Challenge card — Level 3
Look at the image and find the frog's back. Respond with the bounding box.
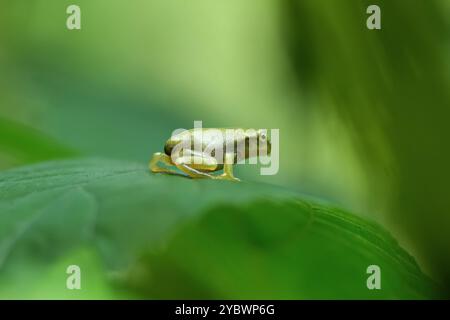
[163,128,248,158]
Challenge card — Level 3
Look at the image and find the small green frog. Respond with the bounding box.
[149,128,271,181]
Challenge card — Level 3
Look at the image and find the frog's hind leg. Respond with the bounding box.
[176,153,240,181]
[173,155,217,179]
[176,164,216,179]
[149,152,185,176]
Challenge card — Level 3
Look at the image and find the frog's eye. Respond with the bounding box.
[260,133,266,141]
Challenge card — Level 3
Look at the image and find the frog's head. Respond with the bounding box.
[257,129,271,156]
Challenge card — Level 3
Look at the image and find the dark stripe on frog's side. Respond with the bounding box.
[164,140,176,156]
[164,139,197,156]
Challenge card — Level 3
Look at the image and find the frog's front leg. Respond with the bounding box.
[215,153,240,182]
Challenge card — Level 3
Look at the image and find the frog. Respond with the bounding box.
[149,128,271,181]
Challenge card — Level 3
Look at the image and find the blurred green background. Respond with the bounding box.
[0,0,449,297]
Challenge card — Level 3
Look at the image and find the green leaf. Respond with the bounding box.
[0,158,439,299]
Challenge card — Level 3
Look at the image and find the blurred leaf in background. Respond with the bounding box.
[0,117,76,170]
[282,0,450,292]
